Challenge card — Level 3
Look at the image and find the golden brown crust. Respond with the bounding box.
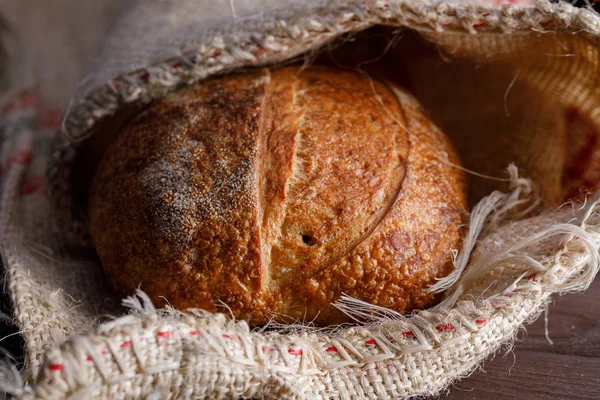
[89,66,467,325]
[89,70,271,319]
[284,87,467,322]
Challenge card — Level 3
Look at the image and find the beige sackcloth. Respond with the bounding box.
[1,0,600,398]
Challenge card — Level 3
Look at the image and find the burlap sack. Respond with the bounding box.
[2,0,600,398]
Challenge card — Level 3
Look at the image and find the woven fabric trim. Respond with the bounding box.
[24,293,545,399]
[58,0,600,141]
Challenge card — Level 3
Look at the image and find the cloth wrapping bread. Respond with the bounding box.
[0,0,600,399]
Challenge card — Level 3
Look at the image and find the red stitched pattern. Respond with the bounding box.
[40,109,62,130]
[49,364,64,372]
[5,90,39,111]
[20,176,45,195]
[222,334,236,340]
[491,0,522,5]
[51,316,492,374]
[8,151,32,165]
[435,324,454,332]
[325,346,338,353]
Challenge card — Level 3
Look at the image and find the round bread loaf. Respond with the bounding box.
[88,66,467,324]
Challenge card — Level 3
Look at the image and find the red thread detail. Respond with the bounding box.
[157,331,173,338]
[101,349,108,355]
[222,334,236,340]
[9,151,32,165]
[213,50,222,57]
[113,82,121,90]
[190,330,200,336]
[262,346,273,352]
[49,364,64,372]
[402,331,414,337]
[20,176,44,195]
[475,319,487,325]
[365,339,377,346]
[436,324,454,332]
[288,349,302,356]
[120,341,132,348]
[86,355,92,361]
[473,22,487,29]
[540,20,552,26]
[527,273,536,280]
[325,346,338,353]
[140,72,150,81]
[171,61,182,68]
[20,90,39,108]
[40,109,62,130]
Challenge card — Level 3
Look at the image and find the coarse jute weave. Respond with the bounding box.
[2,0,600,398]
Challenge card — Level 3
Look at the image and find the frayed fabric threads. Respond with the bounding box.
[428,164,534,296]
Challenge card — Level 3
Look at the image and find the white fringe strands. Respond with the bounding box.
[427,164,536,296]
[3,166,600,399]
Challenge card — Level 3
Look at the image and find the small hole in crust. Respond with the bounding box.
[301,234,318,246]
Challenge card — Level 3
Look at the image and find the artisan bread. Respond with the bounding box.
[88,66,467,324]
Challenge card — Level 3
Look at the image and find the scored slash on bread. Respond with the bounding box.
[88,66,467,325]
